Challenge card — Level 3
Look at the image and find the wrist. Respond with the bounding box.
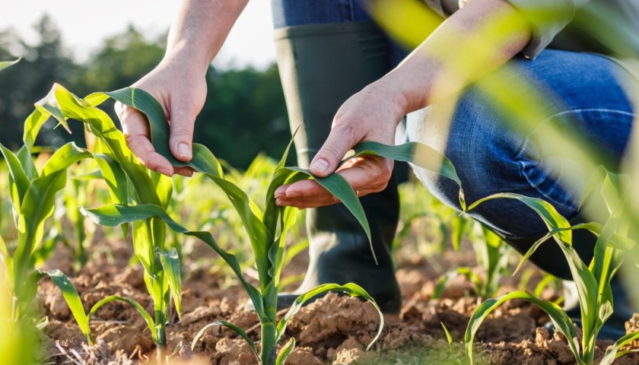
[160,44,210,78]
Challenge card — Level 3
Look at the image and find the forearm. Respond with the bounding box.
[382,0,531,113]
[163,0,248,74]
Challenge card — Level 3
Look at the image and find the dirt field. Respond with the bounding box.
[38,233,639,365]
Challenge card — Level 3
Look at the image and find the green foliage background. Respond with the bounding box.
[0,15,291,168]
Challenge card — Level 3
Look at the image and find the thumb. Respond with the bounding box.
[169,106,195,162]
[310,126,356,177]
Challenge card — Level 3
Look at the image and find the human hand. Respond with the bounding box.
[274,80,407,208]
[116,58,207,176]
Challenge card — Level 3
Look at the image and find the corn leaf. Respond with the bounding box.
[600,331,639,365]
[513,223,601,275]
[22,109,50,149]
[352,141,465,209]
[276,337,296,365]
[465,290,580,365]
[353,141,461,186]
[285,166,374,264]
[468,193,598,352]
[104,87,223,177]
[16,146,37,180]
[0,59,19,72]
[88,295,156,343]
[159,248,182,317]
[36,84,161,206]
[80,204,266,320]
[0,144,29,210]
[276,283,384,351]
[40,269,92,342]
[191,320,258,359]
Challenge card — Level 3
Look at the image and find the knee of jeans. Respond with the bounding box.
[408,88,525,211]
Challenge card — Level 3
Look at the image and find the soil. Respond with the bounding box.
[37,231,639,365]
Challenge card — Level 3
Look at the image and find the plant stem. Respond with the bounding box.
[260,321,277,365]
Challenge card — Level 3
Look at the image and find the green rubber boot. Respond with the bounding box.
[273,21,402,313]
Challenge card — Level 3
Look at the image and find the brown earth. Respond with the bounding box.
[38,235,639,365]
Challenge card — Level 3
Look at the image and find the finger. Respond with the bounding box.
[174,166,195,177]
[281,156,391,201]
[333,156,392,193]
[309,124,357,177]
[125,135,175,176]
[118,104,174,175]
[276,195,339,209]
[168,100,195,162]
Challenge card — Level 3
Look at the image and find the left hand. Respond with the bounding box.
[275,80,407,208]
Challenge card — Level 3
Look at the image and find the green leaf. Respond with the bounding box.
[353,141,462,186]
[22,109,50,149]
[600,330,639,365]
[276,283,384,351]
[16,146,37,180]
[352,141,466,209]
[105,87,224,177]
[468,193,572,242]
[191,320,259,360]
[159,248,183,317]
[81,204,266,320]
[468,193,598,354]
[276,337,296,365]
[285,167,375,264]
[0,58,19,72]
[41,143,92,176]
[464,291,580,365]
[42,269,92,342]
[88,295,156,343]
[441,322,453,345]
[0,144,30,209]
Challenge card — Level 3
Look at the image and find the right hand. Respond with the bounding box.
[116,58,207,176]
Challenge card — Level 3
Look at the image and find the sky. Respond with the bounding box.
[1,0,277,69]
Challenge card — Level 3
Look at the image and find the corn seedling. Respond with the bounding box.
[23,84,183,354]
[464,174,639,365]
[26,86,465,364]
[433,223,510,300]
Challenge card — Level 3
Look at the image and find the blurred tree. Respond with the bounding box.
[0,15,291,168]
[68,26,165,95]
[199,65,291,168]
[0,14,78,148]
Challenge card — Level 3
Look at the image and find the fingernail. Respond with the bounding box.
[311,158,329,174]
[178,142,191,159]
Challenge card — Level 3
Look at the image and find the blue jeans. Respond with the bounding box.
[272,0,636,278]
[408,50,635,277]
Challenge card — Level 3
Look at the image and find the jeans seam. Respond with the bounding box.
[513,108,635,212]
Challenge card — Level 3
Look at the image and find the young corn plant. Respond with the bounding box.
[23,84,183,353]
[35,85,465,364]
[433,222,511,300]
[464,173,639,365]
[0,141,93,319]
